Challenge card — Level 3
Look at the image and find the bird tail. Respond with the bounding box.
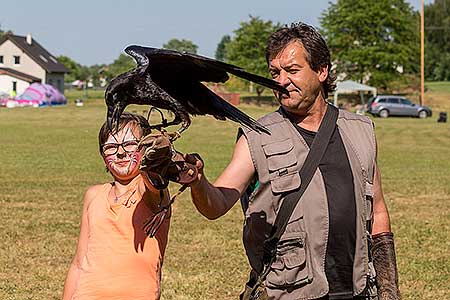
[207,89,270,134]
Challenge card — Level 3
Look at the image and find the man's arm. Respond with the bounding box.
[372,162,391,234]
[188,135,256,220]
[371,149,401,300]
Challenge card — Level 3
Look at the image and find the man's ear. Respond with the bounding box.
[318,65,329,83]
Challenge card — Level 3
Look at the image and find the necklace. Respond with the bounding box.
[113,188,129,203]
[111,182,135,203]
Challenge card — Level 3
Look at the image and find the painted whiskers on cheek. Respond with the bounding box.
[105,151,140,175]
[126,151,142,174]
[106,157,116,170]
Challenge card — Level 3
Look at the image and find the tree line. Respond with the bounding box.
[2,0,448,92]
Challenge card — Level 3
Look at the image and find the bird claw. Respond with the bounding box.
[167,131,181,142]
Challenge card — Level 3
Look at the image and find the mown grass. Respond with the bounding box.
[0,87,449,299]
[426,81,450,94]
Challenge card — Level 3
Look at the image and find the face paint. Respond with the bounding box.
[103,123,143,181]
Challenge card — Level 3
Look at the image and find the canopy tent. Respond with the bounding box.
[333,80,377,106]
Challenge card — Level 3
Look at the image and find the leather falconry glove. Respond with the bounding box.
[372,232,401,300]
[138,130,198,190]
[138,130,198,238]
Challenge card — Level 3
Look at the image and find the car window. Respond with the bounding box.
[377,98,386,103]
[401,99,412,105]
[387,98,400,104]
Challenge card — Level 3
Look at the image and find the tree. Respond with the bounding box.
[0,25,12,37]
[163,38,198,54]
[88,64,108,87]
[215,35,231,61]
[225,16,280,96]
[424,0,450,81]
[57,55,82,83]
[105,53,136,80]
[321,0,420,91]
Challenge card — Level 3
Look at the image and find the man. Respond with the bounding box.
[187,23,400,300]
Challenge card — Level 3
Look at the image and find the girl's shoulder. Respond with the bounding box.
[83,183,110,209]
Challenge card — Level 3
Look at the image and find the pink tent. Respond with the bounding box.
[14,83,67,107]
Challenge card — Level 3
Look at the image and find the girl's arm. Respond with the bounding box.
[62,185,98,300]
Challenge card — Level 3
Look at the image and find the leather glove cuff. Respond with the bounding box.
[139,131,198,190]
[372,232,401,300]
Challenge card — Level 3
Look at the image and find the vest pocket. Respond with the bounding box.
[271,173,301,194]
[266,231,313,289]
[262,139,300,194]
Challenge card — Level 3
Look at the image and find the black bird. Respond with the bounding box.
[105,45,288,138]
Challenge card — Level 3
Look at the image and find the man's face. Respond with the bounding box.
[102,123,143,182]
[269,41,328,116]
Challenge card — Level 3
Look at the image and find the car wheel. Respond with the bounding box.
[379,109,389,118]
[418,110,428,119]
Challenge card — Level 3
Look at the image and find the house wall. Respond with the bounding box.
[0,40,46,80]
[0,74,30,95]
[46,72,65,93]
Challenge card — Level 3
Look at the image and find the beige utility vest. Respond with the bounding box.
[241,107,376,300]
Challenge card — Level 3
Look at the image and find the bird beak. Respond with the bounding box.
[107,105,114,131]
[107,102,124,132]
[281,86,289,96]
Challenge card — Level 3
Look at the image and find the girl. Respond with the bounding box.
[63,113,170,300]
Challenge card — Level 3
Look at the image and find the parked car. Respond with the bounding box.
[367,95,432,118]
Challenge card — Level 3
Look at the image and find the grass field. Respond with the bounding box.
[0,86,449,299]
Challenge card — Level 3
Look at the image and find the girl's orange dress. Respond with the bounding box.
[72,182,170,300]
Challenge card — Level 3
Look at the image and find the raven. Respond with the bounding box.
[105,45,288,138]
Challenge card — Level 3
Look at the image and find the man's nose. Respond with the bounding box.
[277,70,290,87]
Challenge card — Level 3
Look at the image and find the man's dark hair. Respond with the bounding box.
[265,22,336,98]
[98,112,151,155]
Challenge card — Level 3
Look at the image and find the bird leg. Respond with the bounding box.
[146,107,182,131]
[157,117,189,142]
[145,107,191,142]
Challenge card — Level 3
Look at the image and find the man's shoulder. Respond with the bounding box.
[338,109,373,126]
[256,109,284,125]
[245,109,283,133]
[241,109,283,136]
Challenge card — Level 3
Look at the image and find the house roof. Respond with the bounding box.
[0,34,70,73]
[0,67,42,83]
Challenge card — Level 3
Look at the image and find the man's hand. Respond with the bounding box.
[183,153,205,186]
[138,131,198,189]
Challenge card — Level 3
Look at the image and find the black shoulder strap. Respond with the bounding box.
[262,104,339,266]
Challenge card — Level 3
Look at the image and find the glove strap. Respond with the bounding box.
[142,184,189,237]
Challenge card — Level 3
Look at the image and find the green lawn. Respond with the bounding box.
[426,81,450,94]
[0,97,449,299]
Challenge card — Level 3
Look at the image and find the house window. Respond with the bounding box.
[14,56,20,65]
[12,81,17,92]
[0,56,3,64]
[39,54,48,63]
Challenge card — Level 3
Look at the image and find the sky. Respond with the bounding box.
[1,0,433,66]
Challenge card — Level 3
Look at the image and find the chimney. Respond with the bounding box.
[26,33,32,45]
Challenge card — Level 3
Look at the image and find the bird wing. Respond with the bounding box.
[123,45,286,133]
[125,45,288,94]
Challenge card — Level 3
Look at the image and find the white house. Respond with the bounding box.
[0,33,69,95]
